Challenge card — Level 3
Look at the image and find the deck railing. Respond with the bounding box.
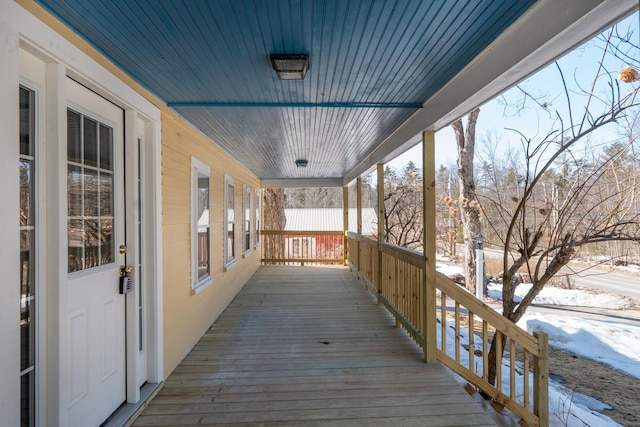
[260,230,344,265]
[346,232,549,427]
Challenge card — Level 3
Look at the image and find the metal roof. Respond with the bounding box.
[284,208,377,235]
[36,0,636,185]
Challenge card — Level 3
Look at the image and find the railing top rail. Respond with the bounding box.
[347,233,425,267]
[346,231,375,240]
[262,230,344,236]
[379,242,424,267]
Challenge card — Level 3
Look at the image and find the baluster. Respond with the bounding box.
[469,312,475,374]
[496,331,503,394]
[482,321,488,380]
[455,302,460,363]
[524,349,530,410]
[510,339,516,399]
[440,292,446,352]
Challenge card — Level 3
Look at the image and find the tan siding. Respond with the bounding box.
[161,109,261,377]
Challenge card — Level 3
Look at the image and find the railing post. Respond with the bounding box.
[534,332,549,427]
[423,131,437,363]
[343,186,349,266]
[376,163,384,297]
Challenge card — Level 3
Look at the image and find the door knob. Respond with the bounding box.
[119,265,133,276]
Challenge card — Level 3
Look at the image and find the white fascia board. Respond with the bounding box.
[344,0,637,185]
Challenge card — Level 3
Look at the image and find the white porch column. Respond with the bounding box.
[0,21,21,427]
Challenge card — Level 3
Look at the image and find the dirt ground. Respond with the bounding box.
[547,346,640,427]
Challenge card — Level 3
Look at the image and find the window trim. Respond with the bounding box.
[223,174,236,269]
[254,189,260,249]
[242,184,251,256]
[191,157,212,293]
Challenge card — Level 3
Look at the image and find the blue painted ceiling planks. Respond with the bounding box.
[37,0,538,180]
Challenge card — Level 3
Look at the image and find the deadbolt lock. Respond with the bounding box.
[119,245,127,254]
[119,265,133,276]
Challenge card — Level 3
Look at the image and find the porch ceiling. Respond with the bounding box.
[36,0,636,185]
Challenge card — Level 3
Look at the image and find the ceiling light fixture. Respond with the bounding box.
[270,54,309,80]
[295,159,308,168]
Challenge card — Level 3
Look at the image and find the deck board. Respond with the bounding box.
[133,266,497,426]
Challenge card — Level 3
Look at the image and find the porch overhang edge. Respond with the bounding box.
[343,0,637,185]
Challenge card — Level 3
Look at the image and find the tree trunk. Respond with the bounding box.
[452,108,481,293]
[262,188,286,262]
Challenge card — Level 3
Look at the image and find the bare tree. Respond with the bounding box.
[436,164,460,258]
[262,188,286,261]
[284,187,342,208]
[452,108,482,292]
[481,27,640,385]
[383,162,424,249]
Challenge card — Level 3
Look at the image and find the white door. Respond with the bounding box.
[66,78,126,425]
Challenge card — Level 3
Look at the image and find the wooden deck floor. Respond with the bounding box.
[133,266,497,426]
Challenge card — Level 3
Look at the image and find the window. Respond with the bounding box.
[254,189,260,248]
[243,185,251,255]
[67,109,115,272]
[191,157,211,292]
[19,85,37,427]
[224,175,235,268]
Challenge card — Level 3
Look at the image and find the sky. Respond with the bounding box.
[436,262,639,427]
[387,11,639,173]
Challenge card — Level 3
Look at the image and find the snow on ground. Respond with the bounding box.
[487,282,636,309]
[522,312,640,380]
[435,262,639,426]
[436,262,465,277]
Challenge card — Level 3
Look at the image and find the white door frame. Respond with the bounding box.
[1,3,164,425]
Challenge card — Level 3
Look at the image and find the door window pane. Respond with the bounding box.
[83,116,98,168]
[19,88,33,157]
[67,165,83,217]
[83,169,99,216]
[100,124,113,171]
[67,109,115,272]
[100,218,114,265]
[19,85,36,427]
[100,173,114,216]
[67,109,82,163]
[19,160,33,227]
[68,219,84,273]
